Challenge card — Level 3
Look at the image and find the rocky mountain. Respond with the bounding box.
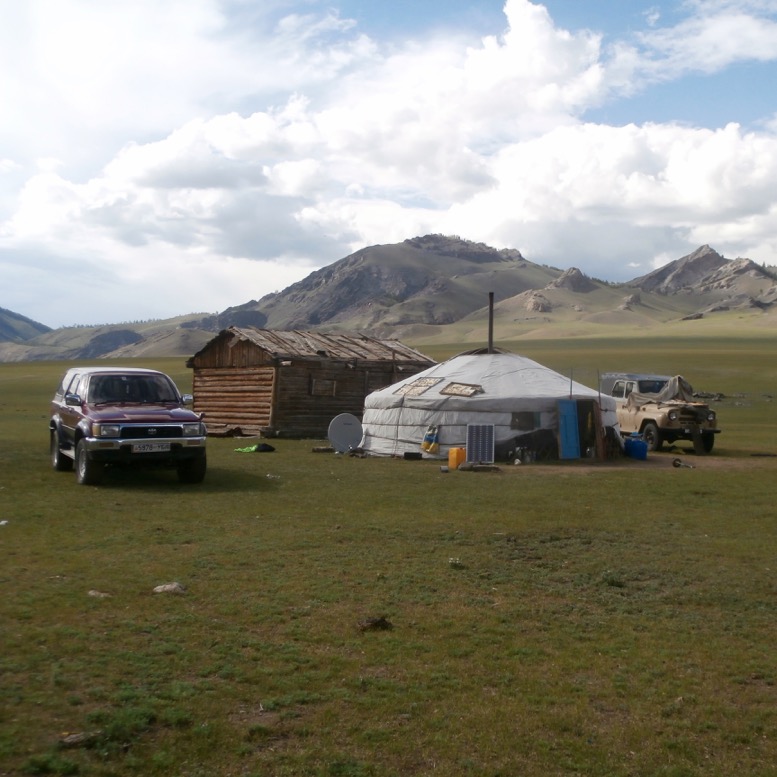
[630,245,729,293]
[630,244,777,304]
[2,236,776,361]
[199,235,552,334]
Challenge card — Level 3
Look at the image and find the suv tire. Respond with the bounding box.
[177,454,207,484]
[50,429,73,472]
[76,439,104,485]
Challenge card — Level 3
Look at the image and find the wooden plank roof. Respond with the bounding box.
[199,327,435,363]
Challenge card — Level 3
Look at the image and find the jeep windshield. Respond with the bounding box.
[88,374,178,404]
[636,379,668,394]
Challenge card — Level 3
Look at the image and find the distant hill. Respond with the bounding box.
[0,306,52,342]
[0,315,217,362]
[2,236,776,361]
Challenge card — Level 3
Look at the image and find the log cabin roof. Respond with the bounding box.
[190,327,435,364]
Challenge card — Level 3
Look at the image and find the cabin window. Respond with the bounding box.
[440,382,483,397]
[394,377,443,396]
[311,378,336,396]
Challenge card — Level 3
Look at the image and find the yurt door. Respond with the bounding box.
[557,399,581,459]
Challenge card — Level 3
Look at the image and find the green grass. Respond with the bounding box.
[2,342,777,776]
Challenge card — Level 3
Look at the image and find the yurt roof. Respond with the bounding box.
[366,349,605,409]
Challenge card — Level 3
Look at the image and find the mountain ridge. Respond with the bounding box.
[3,237,776,361]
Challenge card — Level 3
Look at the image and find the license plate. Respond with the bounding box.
[132,442,171,453]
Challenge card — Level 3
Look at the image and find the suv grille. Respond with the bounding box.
[120,424,184,439]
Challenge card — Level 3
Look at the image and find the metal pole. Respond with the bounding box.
[488,292,494,353]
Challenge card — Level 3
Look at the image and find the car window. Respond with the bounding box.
[56,372,72,397]
[89,374,178,403]
[612,380,626,398]
[69,375,86,397]
[140,375,178,402]
[89,376,118,403]
[638,380,667,393]
[625,382,636,397]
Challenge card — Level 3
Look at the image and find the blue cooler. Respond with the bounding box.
[624,434,648,460]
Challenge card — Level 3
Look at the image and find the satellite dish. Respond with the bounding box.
[327,413,364,453]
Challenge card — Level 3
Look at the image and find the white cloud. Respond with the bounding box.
[2,0,777,326]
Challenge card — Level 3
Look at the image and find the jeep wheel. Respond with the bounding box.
[177,454,206,484]
[50,429,73,472]
[701,431,715,453]
[642,422,662,452]
[76,439,103,485]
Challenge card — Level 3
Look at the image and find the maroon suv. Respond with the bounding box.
[50,366,207,485]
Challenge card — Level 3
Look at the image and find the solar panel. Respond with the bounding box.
[466,424,495,463]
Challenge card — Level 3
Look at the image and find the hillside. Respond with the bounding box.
[0,307,52,342]
[0,316,217,363]
[2,237,776,361]
[207,235,555,334]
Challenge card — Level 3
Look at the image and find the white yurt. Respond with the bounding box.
[359,348,619,461]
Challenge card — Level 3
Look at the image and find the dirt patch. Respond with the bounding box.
[489,450,777,475]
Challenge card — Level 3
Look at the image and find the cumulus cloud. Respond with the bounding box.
[2,0,777,326]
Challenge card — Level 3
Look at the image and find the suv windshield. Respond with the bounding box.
[88,374,178,404]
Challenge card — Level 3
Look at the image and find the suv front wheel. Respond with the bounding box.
[76,439,104,485]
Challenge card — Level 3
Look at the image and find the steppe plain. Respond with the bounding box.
[1,328,777,776]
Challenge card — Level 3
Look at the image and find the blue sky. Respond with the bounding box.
[2,0,777,327]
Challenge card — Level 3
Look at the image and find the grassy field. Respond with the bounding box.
[2,338,777,777]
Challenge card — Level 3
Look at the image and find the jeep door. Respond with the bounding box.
[612,380,639,433]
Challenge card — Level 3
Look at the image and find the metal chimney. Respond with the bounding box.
[488,291,494,353]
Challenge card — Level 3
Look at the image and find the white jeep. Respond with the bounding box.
[600,373,720,454]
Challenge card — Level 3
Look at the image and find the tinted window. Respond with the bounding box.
[88,374,178,403]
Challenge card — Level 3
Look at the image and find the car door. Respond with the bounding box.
[59,372,85,446]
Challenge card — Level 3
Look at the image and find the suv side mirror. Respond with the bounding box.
[65,393,82,406]
[181,394,194,406]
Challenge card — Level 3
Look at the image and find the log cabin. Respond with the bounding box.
[186,327,435,438]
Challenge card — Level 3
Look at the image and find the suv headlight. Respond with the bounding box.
[93,423,120,437]
[707,411,716,422]
[668,410,679,422]
[182,423,202,437]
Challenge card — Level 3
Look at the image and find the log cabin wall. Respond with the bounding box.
[192,366,275,435]
[187,327,435,437]
[271,360,408,438]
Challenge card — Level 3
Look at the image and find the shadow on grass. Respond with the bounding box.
[85,465,280,493]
